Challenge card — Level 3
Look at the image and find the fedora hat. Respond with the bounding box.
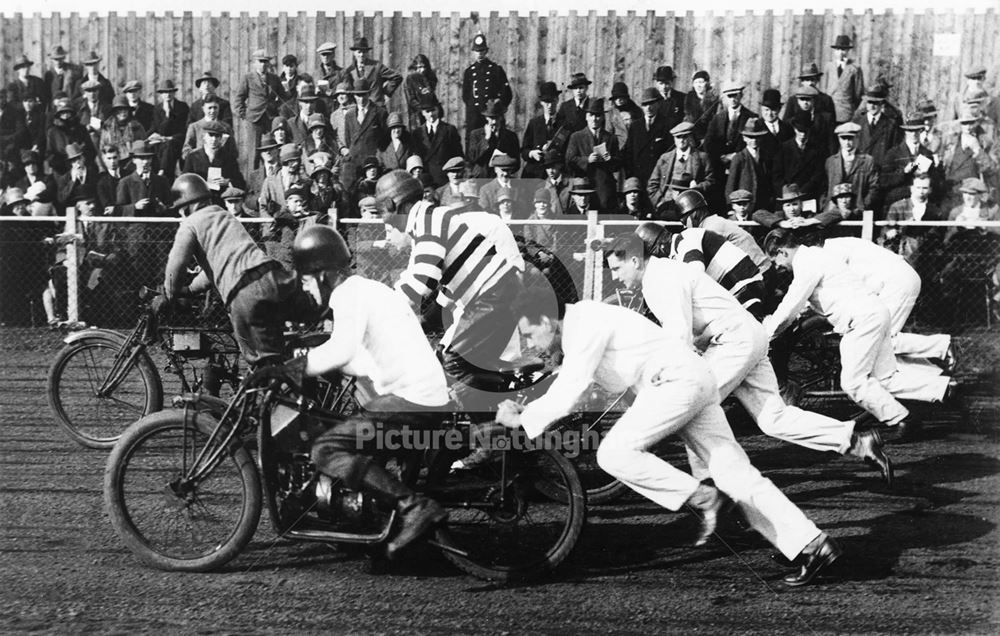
[386,112,405,129]
[129,140,155,157]
[442,157,465,172]
[251,48,271,61]
[900,113,924,130]
[585,98,607,115]
[569,177,595,194]
[297,85,318,102]
[316,42,337,55]
[831,183,854,198]
[798,62,823,79]
[13,54,33,70]
[831,34,854,49]
[775,184,804,202]
[865,87,887,102]
[740,118,768,137]
[49,45,69,60]
[307,113,327,130]
[471,32,488,52]
[481,99,507,118]
[350,79,373,95]
[350,36,372,51]
[195,71,220,88]
[760,88,783,110]
[654,66,675,82]
[65,143,86,161]
[639,87,662,105]
[81,51,102,65]
[257,132,280,152]
[111,95,131,111]
[542,150,563,168]
[279,143,300,164]
[567,73,592,89]
[539,81,561,102]
[156,79,179,93]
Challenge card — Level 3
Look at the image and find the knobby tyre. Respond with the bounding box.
[104,409,262,572]
[47,334,163,449]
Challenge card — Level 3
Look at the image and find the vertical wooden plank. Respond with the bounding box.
[759,10,775,94]
[525,10,540,112]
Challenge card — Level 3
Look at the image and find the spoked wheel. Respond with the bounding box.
[428,425,585,582]
[48,334,163,449]
[104,410,261,572]
[536,411,628,505]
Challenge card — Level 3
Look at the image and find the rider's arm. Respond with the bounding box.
[642,259,695,345]
[163,223,196,300]
[395,229,445,308]
[520,311,611,439]
[763,249,822,339]
[303,290,363,377]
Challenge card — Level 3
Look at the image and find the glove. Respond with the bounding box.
[245,355,309,391]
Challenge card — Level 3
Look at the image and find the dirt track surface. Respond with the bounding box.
[2,327,999,635]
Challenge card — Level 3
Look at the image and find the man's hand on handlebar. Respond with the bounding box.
[496,399,525,429]
[245,356,309,392]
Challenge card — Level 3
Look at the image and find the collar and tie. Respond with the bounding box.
[677,151,688,163]
[427,123,436,136]
[870,115,878,128]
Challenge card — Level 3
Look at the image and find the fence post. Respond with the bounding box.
[861,209,875,242]
[64,207,80,324]
[583,210,602,301]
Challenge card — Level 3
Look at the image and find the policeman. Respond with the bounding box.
[461,32,513,148]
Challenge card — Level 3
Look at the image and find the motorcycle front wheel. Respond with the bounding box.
[104,410,262,572]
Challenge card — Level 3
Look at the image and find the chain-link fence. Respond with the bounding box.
[2,213,998,378]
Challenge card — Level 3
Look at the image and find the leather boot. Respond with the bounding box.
[783,533,842,587]
[848,429,893,487]
[385,495,448,559]
[686,482,724,547]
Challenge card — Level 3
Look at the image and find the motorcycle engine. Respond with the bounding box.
[314,475,378,524]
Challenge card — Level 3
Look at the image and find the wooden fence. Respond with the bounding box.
[1,10,997,172]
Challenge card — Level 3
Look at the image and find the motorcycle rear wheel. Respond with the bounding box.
[104,410,261,572]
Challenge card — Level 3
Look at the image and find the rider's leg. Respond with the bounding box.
[878,269,951,359]
[839,307,909,426]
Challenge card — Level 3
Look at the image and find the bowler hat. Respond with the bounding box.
[721,81,744,95]
[459,180,480,199]
[740,118,768,137]
[350,37,372,51]
[279,143,300,163]
[964,67,987,80]
[297,85,318,102]
[831,34,853,49]
[795,85,819,99]
[122,80,142,93]
[760,88,783,109]
[775,184,804,202]
[49,45,69,60]
[567,73,592,89]
[65,143,87,161]
[12,55,33,71]
[655,66,675,82]
[472,33,489,52]
[317,42,337,55]
[900,113,924,130]
[639,87,662,105]
[350,79,373,95]
[481,100,506,118]
[728,189,752,203]
[960,177,988,194]
[386,112,405,129]
[195,71,220,88]
[569,177,595,194]
[221,186,245,201]
[251,49,271,61]
[831,183,854,198]
[669,121,695,137]
[156,79,179,93]
[111,95,131,111]
[490,153,518,169]
[623,177,642,194]
[282,54,298,67]
[799,62,823,79]
[540,81,561,102]
[834,121,862,137]
[610,82,630,100]
[202,120,227,135]
[443,157,465,172]
[82,51,102,65]
[257,133,280,152]
[307,113,327,130]
[406,155,424,172]
[584,98,606,116]
[417,93,441,111]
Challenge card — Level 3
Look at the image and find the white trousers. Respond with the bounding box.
[595,349,822,561]
[876,266,951,360]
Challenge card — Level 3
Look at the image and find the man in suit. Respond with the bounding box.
[46,99,96,176]
[116,140,173,286]
[342,37,402,107]
[703,81,759,176]
[881,113,944,208]
[244,132,281,213]
[727,118,775,212]
[685,70,721,144]
[772,113,828,206]
[7,55,49,110]
[279,54,302,99]
[606,82,640,150]
[235,50,288,164]
[653,66,685,132]
[565,99,622,213]
[782,62,836,122]
[95,145,130,213]
[940,105,998,205]
[556,73,592,135]
[823,35,866,124]
[541,150,571,215]
[76,80,112,156]
[883,174,945,264]
[76,52,114,106]
[0,89,27,184]
[19,89,47,157]
[461,33,513,147]
[188,72,233,126]
[521,81,562,180]
[54,143,98,209]
[148,80,190,178]
[786,85,836,156]
[182,120,247,192]
[338,79,387,189]
[479,153,527,216]
[316,42,343,87]
[852,86,900,171]
[758,89,794,165]
[412,94,463,187]
[466,99,520,179]
[646,121,715,216]
[627,88,674,185]
[44,46,81,110]
[825,122,879,212]
[286,84,322,146]
[121,80,155,132]
[435,157,466,206]
[182,95,236,161]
